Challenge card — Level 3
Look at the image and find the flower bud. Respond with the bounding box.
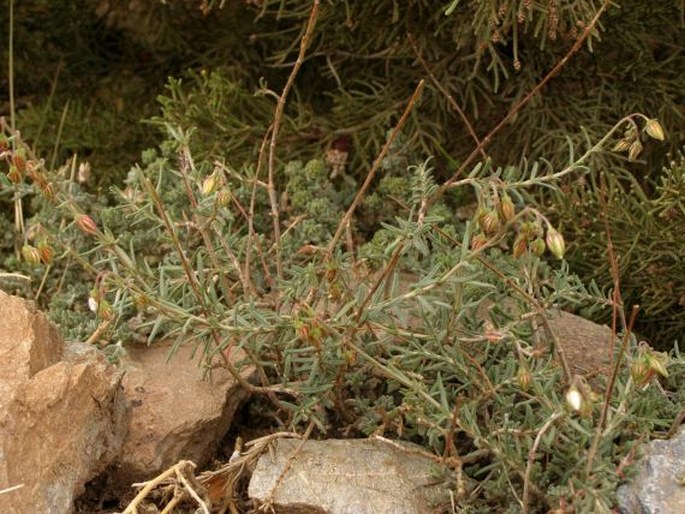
[630,359,652,387]
[201,174,217,196]
[499,195,516,222]
[88,289,100,313]
[471,232,488,251]
[97,299,114,320]
[479,210,501,235]
[612,139,631,153]
[628,140,643,162]
[215,188,232,207]
[565,386,583,412]
[41,183,55,201]
[132,293,149,311]
[21,245,42,266]
[512,233,527,258]
[644,119,665,141]
[76,214,99,236]
[517,365,532,390]
[646,351,669,378]
[201,170,222,196]
[7,165,22,184]
[545,227,565,259]
[12,149,27,172]
[37,241,54,265]
[530,238,546,256]
[483,321,504,342]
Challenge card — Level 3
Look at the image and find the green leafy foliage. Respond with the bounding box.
[1,1,684,512]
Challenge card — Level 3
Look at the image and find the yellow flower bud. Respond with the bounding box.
[545,228,565,259]
[628,140,643,162]
[216,189,232,207]
[612,139,631,153]
[517,365,532,390]
[630,359,652,387]
[479,210,501,235]
[644,119,665,141]
[646,351,669,378]
[201,174,217,196]
[21,245,42,266]
[499,195,516,222]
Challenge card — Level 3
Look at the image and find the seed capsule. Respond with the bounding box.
[12,149,27,172]
[530,238,546,256]
[471,232,488,251]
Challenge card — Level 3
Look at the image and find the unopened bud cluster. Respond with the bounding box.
[630,344,669,387]
[468,189,565,260]
[20,239,54,267]
[612,117,665,162]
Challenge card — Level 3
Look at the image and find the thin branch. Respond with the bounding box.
[434,0,613,199]
[584,176,640,478]
[326,79,425,256]
[409,34,486,159]
[522,412,562,514]
[267,0,320,280]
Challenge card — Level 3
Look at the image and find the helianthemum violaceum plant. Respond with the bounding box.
[3,103,684,511]
[2,2,684,512]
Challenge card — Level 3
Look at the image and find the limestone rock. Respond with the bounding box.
[0,291,128,514]
[616,426,685,514]
[112,342,252,483]
[248,438,451,514]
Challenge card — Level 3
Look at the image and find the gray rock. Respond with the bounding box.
[248,438,451,514]
[616,426,685,514]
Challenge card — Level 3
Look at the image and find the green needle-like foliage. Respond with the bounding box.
[2,1,685,511]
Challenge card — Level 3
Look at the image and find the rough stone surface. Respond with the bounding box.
[543,309,614,379]
[371,272,615,382]
[0,290,63,399]
[248,438,451,514]
[0,291,128,514]
[616,426,685,514]
[112,342,252,484]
